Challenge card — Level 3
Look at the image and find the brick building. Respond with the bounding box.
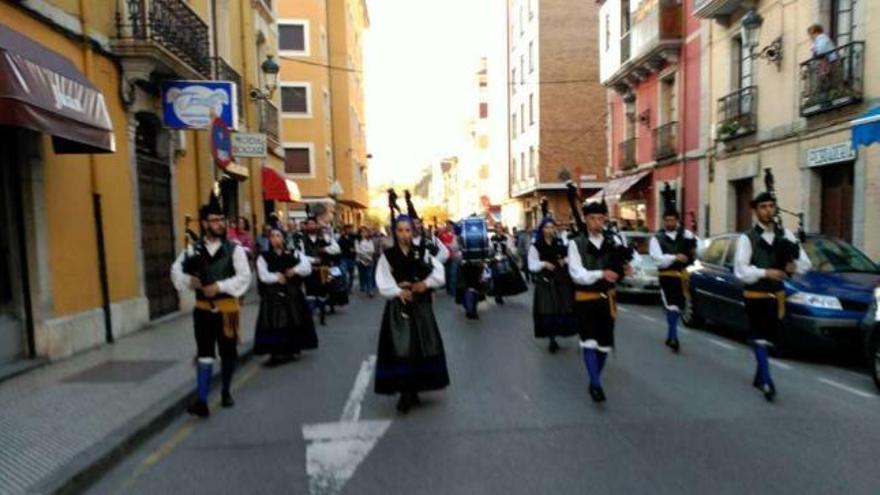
[505,0,608,229]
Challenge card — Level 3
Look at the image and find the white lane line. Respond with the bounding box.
[340,355,377,423]
[769,359,793,370]
[638,314,660,323]
[817,377,876,399]
[617,306,631,313]
[707,338,736,351]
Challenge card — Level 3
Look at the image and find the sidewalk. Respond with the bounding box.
[0,301,258,494]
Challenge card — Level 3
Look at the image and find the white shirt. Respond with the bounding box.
[734,223,812,284]
[527,238,566,273]
[170,239,252,297]
[305,234,341,264]
[649,228,696,269]
[812,33,837,58]
[256,249,312,284]
[567,232,615,286]
[375,249,446,299]
[414,235,450,264]
[355,238,376,265]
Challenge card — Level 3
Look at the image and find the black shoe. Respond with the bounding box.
[221,393,235,408]
[762,383,776,402]
[665,339,680,353]
[410,392,422,406]
[187,400,210,418]
[396,393,413,414]
[548,339,560,354]
[495,296,505,305]
[264,356,284,368]
[589,385,607,403]
[752,372,761,390]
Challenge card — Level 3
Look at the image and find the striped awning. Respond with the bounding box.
[587,170,650,202]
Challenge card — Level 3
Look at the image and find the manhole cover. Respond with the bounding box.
[62,360,176,383]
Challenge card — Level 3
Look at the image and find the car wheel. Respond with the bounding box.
[682,293,703,328]
[870,335,880,392]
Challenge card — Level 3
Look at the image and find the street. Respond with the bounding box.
[89,289,880,495]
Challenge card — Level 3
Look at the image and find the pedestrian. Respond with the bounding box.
[733,181,811,401]
[236,217,256,261]
[338,224,358,294]
[355,226,377,297]
[171,191,252,417]
[440,220,461,297]
[488,222,527,305]
[256,224,272,255]
[374,213,449,413]
[301,217,341,325]
[649,184,697,353]
[253,228,317,367]
[529,201,577,353]
[567,191,631,403]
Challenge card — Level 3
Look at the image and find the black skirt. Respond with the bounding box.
[375,296,450,395]
[659,274,686,310]
[254,282,318,355]
[574,297,616,348]
[745,297,782,343]
[533,269,578,338]
[488,256,528,297]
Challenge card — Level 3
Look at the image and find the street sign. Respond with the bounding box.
[161,80,238,129]
[232,133,268,158]
[806,142,856,168]
[210,117,233,169]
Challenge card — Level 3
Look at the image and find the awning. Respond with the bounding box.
[0,24,114,154]
[851,106,880,149]
[261,166,298,202]
[587,170,650,202]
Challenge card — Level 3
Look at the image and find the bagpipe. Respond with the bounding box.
[405,190,441,259]
[762,169,804,271]
[565,181,634,279]
[388,189,434,283]
[660,182,698,266]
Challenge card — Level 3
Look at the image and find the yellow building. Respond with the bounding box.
[278,0,370,226]
[699,0,880,257]
[0,0,283,366]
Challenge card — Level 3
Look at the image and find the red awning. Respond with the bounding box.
[0,24,114,154]
[262,166,299,202]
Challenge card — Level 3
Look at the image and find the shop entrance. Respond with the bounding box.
[0,128,27,365]
[819,162,854,242]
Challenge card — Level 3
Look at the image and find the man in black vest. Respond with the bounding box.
[301,216,341,325]
[171,192,252,417]
[734,191,811,401]
[649,185,697,352]
[568,200,630,403]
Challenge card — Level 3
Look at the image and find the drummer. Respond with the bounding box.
[456,215,491,319]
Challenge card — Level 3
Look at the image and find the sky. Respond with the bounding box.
[363,0,507,187]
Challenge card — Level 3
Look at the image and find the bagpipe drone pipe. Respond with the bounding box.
[565,181,634,280]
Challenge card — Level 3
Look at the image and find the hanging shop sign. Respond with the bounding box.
[232,133,268,158]
[161,80,238,130]
[806,142,856,168]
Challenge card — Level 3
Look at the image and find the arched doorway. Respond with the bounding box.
[136,113,179,318]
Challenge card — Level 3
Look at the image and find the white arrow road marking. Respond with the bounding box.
[303,355,392,495]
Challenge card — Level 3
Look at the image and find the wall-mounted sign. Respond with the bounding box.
[161,80,238,129]
[806,142,856,168]
[210,117,233,168]
[232,133,268,158]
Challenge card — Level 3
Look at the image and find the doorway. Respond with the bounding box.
[733,178,754,233]
[0,128,27,365]
[819,162,854,241]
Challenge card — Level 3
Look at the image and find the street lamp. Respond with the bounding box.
[250,54,280,101]
[740,8,783,70]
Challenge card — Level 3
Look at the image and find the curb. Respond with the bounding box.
[37,346,256,495]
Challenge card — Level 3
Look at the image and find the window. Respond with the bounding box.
[519,6,524,35]
[520,55,525,84]
[605,14,611,52]
[528,41,534,72]
[660,75,676,124]
[529,146,536,177]
[512,69,517,94]
[512,157,519,181]
[528,0,535,19]
[512,113,518,138]
[479,102,488,119]
[520,103,525,133]
[621,0,631,34]
[723,237,739,267]
[831,0,855,46]
[700,238,730,266]
[326,147,334,176]
[284,146,312,175]
[520,152,526,181]
[529,93,534,125]
[280,84,310,115]
[279,21,308,54]
[732,36,753,90]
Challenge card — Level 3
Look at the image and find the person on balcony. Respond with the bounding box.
[808,24,838,90]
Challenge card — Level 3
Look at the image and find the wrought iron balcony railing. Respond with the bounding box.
[115,0,212,78]
[716,86,757,141]
[619,137,638,170]
[653,121,678,160]
[213,57,243,119]
[800,41,864,117]
[259,100,280,144]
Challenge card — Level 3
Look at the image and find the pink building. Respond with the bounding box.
[596,0,704,233]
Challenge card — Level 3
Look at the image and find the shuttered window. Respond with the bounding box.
[281,86,309,114]
[284,147,311,175]
[279,24,306,52]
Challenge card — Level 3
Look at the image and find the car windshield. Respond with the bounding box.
[803,237,879,274]
[622,233,651,255]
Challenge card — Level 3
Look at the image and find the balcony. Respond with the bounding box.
[213,57,243,119]
[799,42,865,117]
[619,138,638,171]
[716,86,757,141]
[653,121,678,160]
[604,0,682,90]
[259,100,280,145]
[114,0,212,79]
[693,0,746,19]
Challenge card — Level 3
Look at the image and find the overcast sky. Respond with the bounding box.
[363,0,507,187]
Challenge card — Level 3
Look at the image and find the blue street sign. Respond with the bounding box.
[161,80,238,130]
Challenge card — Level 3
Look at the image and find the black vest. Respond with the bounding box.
[745,226,786,292]
[186,239,236,300]
[303,235,329,259]
[573,234,613,291]
[262,250,301,279]
[385,245,433,284]
[655,229,690,271]
[534,237,567,268]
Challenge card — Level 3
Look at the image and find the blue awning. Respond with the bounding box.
[851,106,880,149]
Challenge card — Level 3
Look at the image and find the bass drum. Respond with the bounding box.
[460,217,489,261]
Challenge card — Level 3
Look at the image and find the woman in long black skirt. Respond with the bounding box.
[374,215,449,413]
[528,217,578,353]
[254,228,318,366]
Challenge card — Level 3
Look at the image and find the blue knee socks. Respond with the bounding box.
[582,348,602,388]
[597,351,608,373]
[753,344,772,387]
[666,310,679,342]
[196,359,213,403]
[464,290,477,316]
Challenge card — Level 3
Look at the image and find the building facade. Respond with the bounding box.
[699,0,880,257]
[278,0,370,226]
[598,0,704,233]
[0,0,283,365]
[506,0,608,229]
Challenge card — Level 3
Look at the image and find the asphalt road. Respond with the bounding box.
[89,288,880,495]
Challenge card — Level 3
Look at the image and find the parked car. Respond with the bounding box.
[617,231,660,297]
[859,286,880,391]
[683,233,880,352]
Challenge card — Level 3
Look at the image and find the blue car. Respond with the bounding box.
[682,234,880,352]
